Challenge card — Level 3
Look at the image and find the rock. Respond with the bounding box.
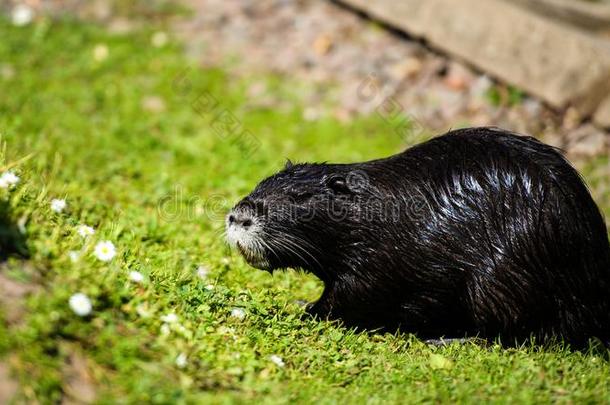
[593,95,610,129]
[511,0,610,32]
[388,57,423,81]
[562,107,583,131]
[443,62,474,91]
[312,34,333,56]
[171,0,580,141]
[567,124,608,157]
[540,130,565,149]
[340,0,610,115]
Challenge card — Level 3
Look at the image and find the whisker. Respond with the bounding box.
[262,231,309,267]
[263,227,324,270]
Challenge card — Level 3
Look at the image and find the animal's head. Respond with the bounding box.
[225,161,375,278]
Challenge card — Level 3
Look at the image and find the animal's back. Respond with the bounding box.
[390,128,610,344]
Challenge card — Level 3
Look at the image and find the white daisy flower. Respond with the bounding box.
[0,177,11,189]
[93,44,109,61]
[135,304,151,318]
[196,265,209,279]
[76,225,95,238]
[12,4,34,26]
[175,353,187,368]
[160,313,178,323]
[68,250,80,263]
[160,323,170,335]
[128,271,144,283]
[230,308,246,320]
[269,355,285,368]
[94,241,116,262]
[0,171,20,189]
[69,293,92,316]
[151,31,168,48]
[50,198,67,213]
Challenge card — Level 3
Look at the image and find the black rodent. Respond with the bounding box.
[226,127,610,346]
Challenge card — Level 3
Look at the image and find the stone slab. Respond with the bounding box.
[339,0,610,116]
[510,0,610,32]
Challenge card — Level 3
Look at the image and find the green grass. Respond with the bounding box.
[0,17,609,404]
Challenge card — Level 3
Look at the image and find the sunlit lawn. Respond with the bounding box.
[0,17,609,403]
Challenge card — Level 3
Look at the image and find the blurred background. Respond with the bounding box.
[0,0,609,402]
[2,0,607,202]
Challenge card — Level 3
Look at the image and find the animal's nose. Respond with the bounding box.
[228,212,253,229]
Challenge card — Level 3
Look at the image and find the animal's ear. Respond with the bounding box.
[325,175,350,194]
[284,159,294,170]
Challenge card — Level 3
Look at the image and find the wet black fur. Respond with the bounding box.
[232,127,610,346]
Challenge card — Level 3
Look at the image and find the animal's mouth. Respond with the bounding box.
[236,242,271,271]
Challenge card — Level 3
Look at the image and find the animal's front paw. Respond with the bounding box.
[304,301,333,320]
[424,337,485,347]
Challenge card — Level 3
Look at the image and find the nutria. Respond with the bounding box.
[226,127,610,346]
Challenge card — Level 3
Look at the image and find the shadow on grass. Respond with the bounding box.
[0,200,28,260]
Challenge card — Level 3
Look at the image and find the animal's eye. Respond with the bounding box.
[325,176,350,194]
